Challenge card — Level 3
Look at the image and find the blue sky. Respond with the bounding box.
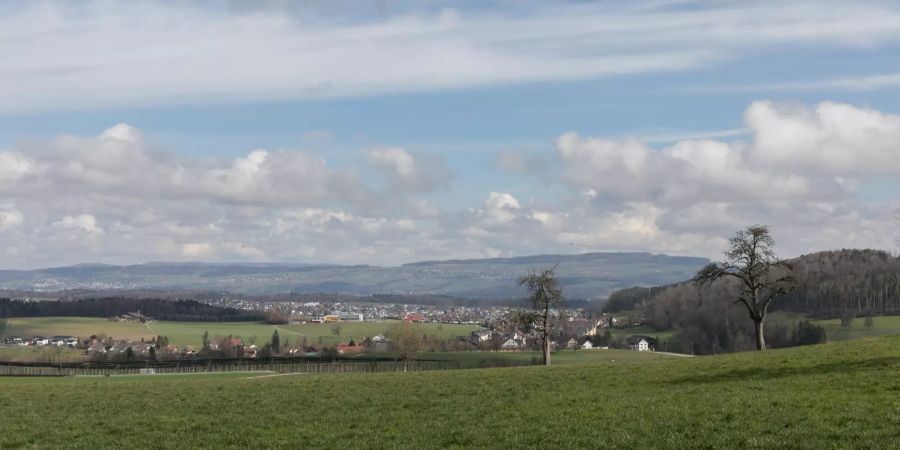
[0,0,899,268]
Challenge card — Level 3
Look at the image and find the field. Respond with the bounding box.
[416,348,672,365]
[2,317,154,341]
[1,317,480,348]
[1,336,897,448]
[811,315,900,342]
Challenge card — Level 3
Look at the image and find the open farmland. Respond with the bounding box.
[811,315,900,342]
[1,336,897,449]
[416,348,673,365]
[2,317,480,348]
[2,317,155,342]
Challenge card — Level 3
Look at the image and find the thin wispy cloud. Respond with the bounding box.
[4,1,900,113]
[688,73,900,94]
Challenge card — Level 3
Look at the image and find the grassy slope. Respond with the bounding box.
[1,336,898,449]
[415,348,671,365]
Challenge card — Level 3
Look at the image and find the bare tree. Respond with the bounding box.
[694,225,796,351]
[386,322,424,372]
[515,266,565,365]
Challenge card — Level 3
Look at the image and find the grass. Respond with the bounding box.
[1,336,897,448]
[414,348,671,365]
[2,317,154,341]
[812,315,900,342]
[1,317,480,348]
[0,347,85,363]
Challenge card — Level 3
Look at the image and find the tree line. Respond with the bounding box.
[624,247,897,354]
[0,297,263,322]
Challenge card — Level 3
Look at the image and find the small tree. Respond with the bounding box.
[331,324,342,337]
[864,316,875,330]
[514,266,565,365]
[201,331,210,351]
[694,225,796,351]
[271,330,281,354]
[386,322,424,372]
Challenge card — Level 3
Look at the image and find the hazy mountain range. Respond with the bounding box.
[0,252,708,300]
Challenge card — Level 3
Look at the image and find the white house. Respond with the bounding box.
[581,340,594,350]
[636,339,649,352]
[470,330,493,343]
[500,338,523,351]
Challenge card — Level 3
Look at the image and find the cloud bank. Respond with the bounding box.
[0,100,896,268]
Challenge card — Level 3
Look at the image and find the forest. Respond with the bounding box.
[0,298,263,322]
[610,249,900,354]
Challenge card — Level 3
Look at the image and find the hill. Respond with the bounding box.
[0,252,707,300]
[0,336,897,448]
[613,249,900,354]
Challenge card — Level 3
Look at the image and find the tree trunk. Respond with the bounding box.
[542,336,550,366]
[753,317,766,351]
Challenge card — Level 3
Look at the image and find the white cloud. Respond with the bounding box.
[4,1,900,113]
[53,214,103,235]
[181,243,213,258]
[367,147,451,192]
[0,100,896,268]
[0,205,23,231]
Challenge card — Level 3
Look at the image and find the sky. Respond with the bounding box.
[1,0,899,269]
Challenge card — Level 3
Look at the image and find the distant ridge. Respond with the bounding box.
[0,252,708,300]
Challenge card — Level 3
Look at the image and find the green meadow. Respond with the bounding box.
[0,336,897,448]
[1,317,480,348]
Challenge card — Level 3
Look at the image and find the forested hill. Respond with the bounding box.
[607,249,900,316]
[0,298,264,322]
[606,249,900,354]
[777,249,900,316]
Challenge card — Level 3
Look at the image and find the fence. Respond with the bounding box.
[0,357,535,377]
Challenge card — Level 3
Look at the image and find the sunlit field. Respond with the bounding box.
[1,336,897,448]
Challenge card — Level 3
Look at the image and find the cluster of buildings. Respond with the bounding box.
[3,335,78,347]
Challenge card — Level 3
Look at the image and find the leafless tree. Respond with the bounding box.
[514,266,565,365]
[386,322,424,372]
[694,225,797,351]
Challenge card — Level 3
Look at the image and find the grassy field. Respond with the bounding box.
[812,315,900,342]
[414,348,672,365]
[2,317,154,341]
[1,317,480,348]
[1,336,897,448]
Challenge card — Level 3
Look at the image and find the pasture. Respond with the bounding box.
[2,317,153,341]
[0,335,897,448]
[416,348,672,365]
[1,317,480,348]
[811,315,900,342]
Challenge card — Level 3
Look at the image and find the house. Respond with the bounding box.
[469,329,492,343]
[3,336,24,345]
[581,340,594,350]
[500,338,524,351]
[636,339,649,351]
[337,342,363,354]
[626,335,655,352]
[404,312,425,323]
